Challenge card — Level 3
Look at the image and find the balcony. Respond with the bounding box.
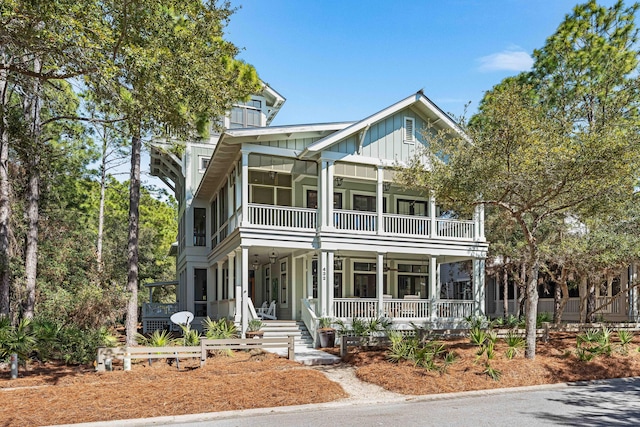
[246,204,479,240]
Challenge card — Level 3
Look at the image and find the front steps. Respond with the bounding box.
[260,320,340,366]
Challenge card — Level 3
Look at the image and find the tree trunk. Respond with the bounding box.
[587,279,597,323]
[555,280,570,325]
[578,276,588,322]
[524,256,540,359]
[553,281,561,323]
[97,141,107,275]
[23,56,42,319]
[0,48,12,317]
[125,131,141,346]
[516,262,526,318]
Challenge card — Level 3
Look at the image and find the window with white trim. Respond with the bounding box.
[199,156,210,172]
[404,117,415,143]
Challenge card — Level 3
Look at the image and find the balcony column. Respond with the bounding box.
[327,161,335,229]
[377,166,384,234]
[241,151,249,227]
[478,203,485,239]
[240,246,249,337]
[473,258,486,317]
[429,256,438,322]
[306,254,314,299]
[206,267,215,316]
[377,252,385,317]
[318,160,328,231]
[319,250,328,316]
[429,193,437,238]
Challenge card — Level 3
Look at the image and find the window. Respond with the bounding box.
[334,258,343,298]
[397,264,428,299]
[194,269,207,317]
[353,262,387,297]
[230,99,263,128]
[249,171,292,206]
[265,267,271,302]
[198,156,210,172]
[404,117,415,143]
[397,199,428,216]
[280,261,288,305]
[193,208,206,246]
[210,199,218,246]
[306,190,343,209]
[441,280,472,300]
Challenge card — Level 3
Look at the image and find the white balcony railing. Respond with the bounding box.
[383,299,431,318]
[436,218,475,239]
[334,298,380,318]
[207,204,479,241]
[335,210,377,232]
[249,204,316,230]
[384,214,431,236]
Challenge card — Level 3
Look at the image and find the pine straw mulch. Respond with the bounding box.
[343,332,640,395]
[0,350,346,427]
[3,332,640,426]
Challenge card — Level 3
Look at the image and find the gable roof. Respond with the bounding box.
[297,90,464,159]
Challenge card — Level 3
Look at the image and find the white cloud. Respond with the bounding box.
[477,50,533,72]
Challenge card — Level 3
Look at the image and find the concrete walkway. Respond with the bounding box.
[266,345,341,365]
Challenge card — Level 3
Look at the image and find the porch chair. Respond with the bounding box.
[255,301,268,317]
[258,300,277,320]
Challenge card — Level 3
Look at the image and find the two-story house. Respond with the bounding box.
[146,84,489,341]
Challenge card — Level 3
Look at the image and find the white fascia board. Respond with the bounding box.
[225,122,352,139]
[240,143,300,159]
[319,151,400,168]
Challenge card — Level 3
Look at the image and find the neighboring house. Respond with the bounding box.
[485,265,640,322]
[146,84,489,340]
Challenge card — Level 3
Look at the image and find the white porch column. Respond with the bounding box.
[376,167,384,235]
[429,256,438,322]
[327,161,335,229]
[234,249,242,323]
[306,254,314,299]
[217,260,223,300]
[291,255,298,320]
[206,267,215,316]
[240,151,249,227]
[241,246,249,337]
[429,194,437,238]
[227,251,237,321]
[473,258,486,316]
[318,160,328,230]
[319,250,328,316]
[377,252,385,317]
[327,251,334,317]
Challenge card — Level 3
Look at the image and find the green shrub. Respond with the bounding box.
[203,317,238,339]
[56,326,117,365]
[504,331,526,359]
[136,329,175,347]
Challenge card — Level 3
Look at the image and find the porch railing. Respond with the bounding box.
[143,303,178,317]
[334,298,379,318]
[382,299,431,318]
[435,300,474,318]
[248,203,316,230]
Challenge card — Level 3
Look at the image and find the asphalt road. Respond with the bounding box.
[62,377,640,427]
[159,377,640,427]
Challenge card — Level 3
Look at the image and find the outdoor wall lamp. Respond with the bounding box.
[383,182,391,192]
[334,177,343,187]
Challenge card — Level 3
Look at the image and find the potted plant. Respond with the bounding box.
[246,319,265,339]
[317,317,336,348]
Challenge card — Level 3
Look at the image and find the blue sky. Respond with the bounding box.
[225,0,618,124]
